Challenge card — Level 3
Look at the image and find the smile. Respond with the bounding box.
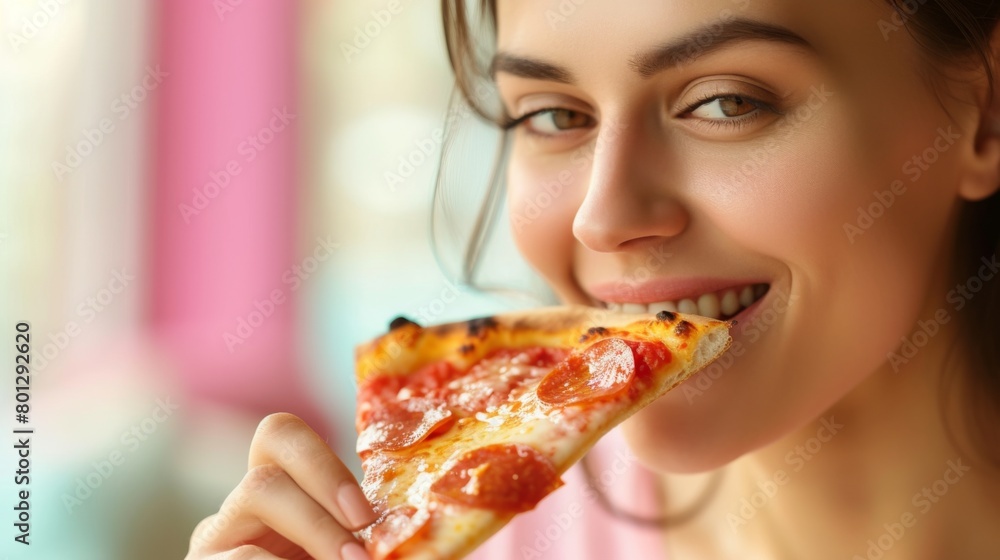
[596,283,770,320]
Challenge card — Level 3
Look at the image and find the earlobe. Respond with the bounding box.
[958,125,1000,202]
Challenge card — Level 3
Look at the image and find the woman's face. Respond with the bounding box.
[495,0,994,471]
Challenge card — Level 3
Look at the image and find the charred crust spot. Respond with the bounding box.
[458,343,475,355]
[656,310,677,322]
[388,316,420,331]
[674,320,694,338]
[579,326,608,343]
[467,316,498,337]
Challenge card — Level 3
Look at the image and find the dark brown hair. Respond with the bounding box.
[438,0,1000,478]
[879,2,1000,469]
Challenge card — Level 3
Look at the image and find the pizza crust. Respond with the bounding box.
[356,305,729,384]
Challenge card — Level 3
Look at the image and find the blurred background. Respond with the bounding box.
[0,1,543,558]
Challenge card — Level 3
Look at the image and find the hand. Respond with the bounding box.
[185,413,378,560]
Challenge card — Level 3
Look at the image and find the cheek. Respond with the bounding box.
[776,113,958,359]
[506,155,585,292]
[631,108,964,473]
[698,99,958,338]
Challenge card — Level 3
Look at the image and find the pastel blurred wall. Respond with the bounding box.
[0,1,514,559]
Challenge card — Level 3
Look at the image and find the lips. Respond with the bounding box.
[588,281,771,320]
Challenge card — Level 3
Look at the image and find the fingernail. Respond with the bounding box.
[337,482,378,529]
[341,541,371,560]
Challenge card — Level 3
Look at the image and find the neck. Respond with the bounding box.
[662,321,1000,559]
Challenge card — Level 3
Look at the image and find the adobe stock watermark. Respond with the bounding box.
[727,416,844,531]
[384,126,444,193]
[384,82,496,192]
[61,396,180,513]
[851,459,971,560]
[614,244,674,298]
[178,106,295,223]
[357,337,405,385]
[190,414,315,550]
[519,448,638,558]
[511,171,572,234]
[51,65,168,182]
[412,280,467,325]
[191,464,284,550]
[721,83,834,197]
[544,0,587,29]
[6,0,72,53]
[212,0,245,22]
[340,0,409,64]
[844,126,960,244]
[354,281,466,384]
[682,339,747,403]
[223,235,339,353]
[683,287,798,403]
[887,252,998,371]
[511,118,629,234]
[33,268,135,372]
[878,0,930,41]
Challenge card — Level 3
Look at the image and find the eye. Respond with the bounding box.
[689,95,759,120]
[678,90,784,135]
[504,108,594,136]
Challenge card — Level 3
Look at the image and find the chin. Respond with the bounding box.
[616,365,798,474]
[619,403,752,474]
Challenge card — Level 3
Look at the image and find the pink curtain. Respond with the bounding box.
[149,0,327,432]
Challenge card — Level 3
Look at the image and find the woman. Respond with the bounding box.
[185,0,1000,558]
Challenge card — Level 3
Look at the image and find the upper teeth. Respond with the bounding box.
[603,284,768,320]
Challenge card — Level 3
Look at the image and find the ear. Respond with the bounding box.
[960,123,1000,202]
[958,24,1000,202]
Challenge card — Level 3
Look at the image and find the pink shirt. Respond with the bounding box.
[467,428,669,560]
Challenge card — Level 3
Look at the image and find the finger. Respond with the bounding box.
[206,544,286,560]
[248,413,378,530]
[200,464,366,560]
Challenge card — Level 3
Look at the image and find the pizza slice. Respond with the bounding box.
[353,305,731,560]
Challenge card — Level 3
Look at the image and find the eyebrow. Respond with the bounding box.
[490,17,814,83]
[632,17,814,77]
[490,54,574,83]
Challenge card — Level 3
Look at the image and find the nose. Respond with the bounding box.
[571,119,690,252]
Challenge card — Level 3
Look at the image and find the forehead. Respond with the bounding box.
[494,0,909,83]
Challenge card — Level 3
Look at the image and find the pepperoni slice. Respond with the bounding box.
[363,505,431,560]
[430,443,563,512]
[537,338,637,406]
[356,397,454,453]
